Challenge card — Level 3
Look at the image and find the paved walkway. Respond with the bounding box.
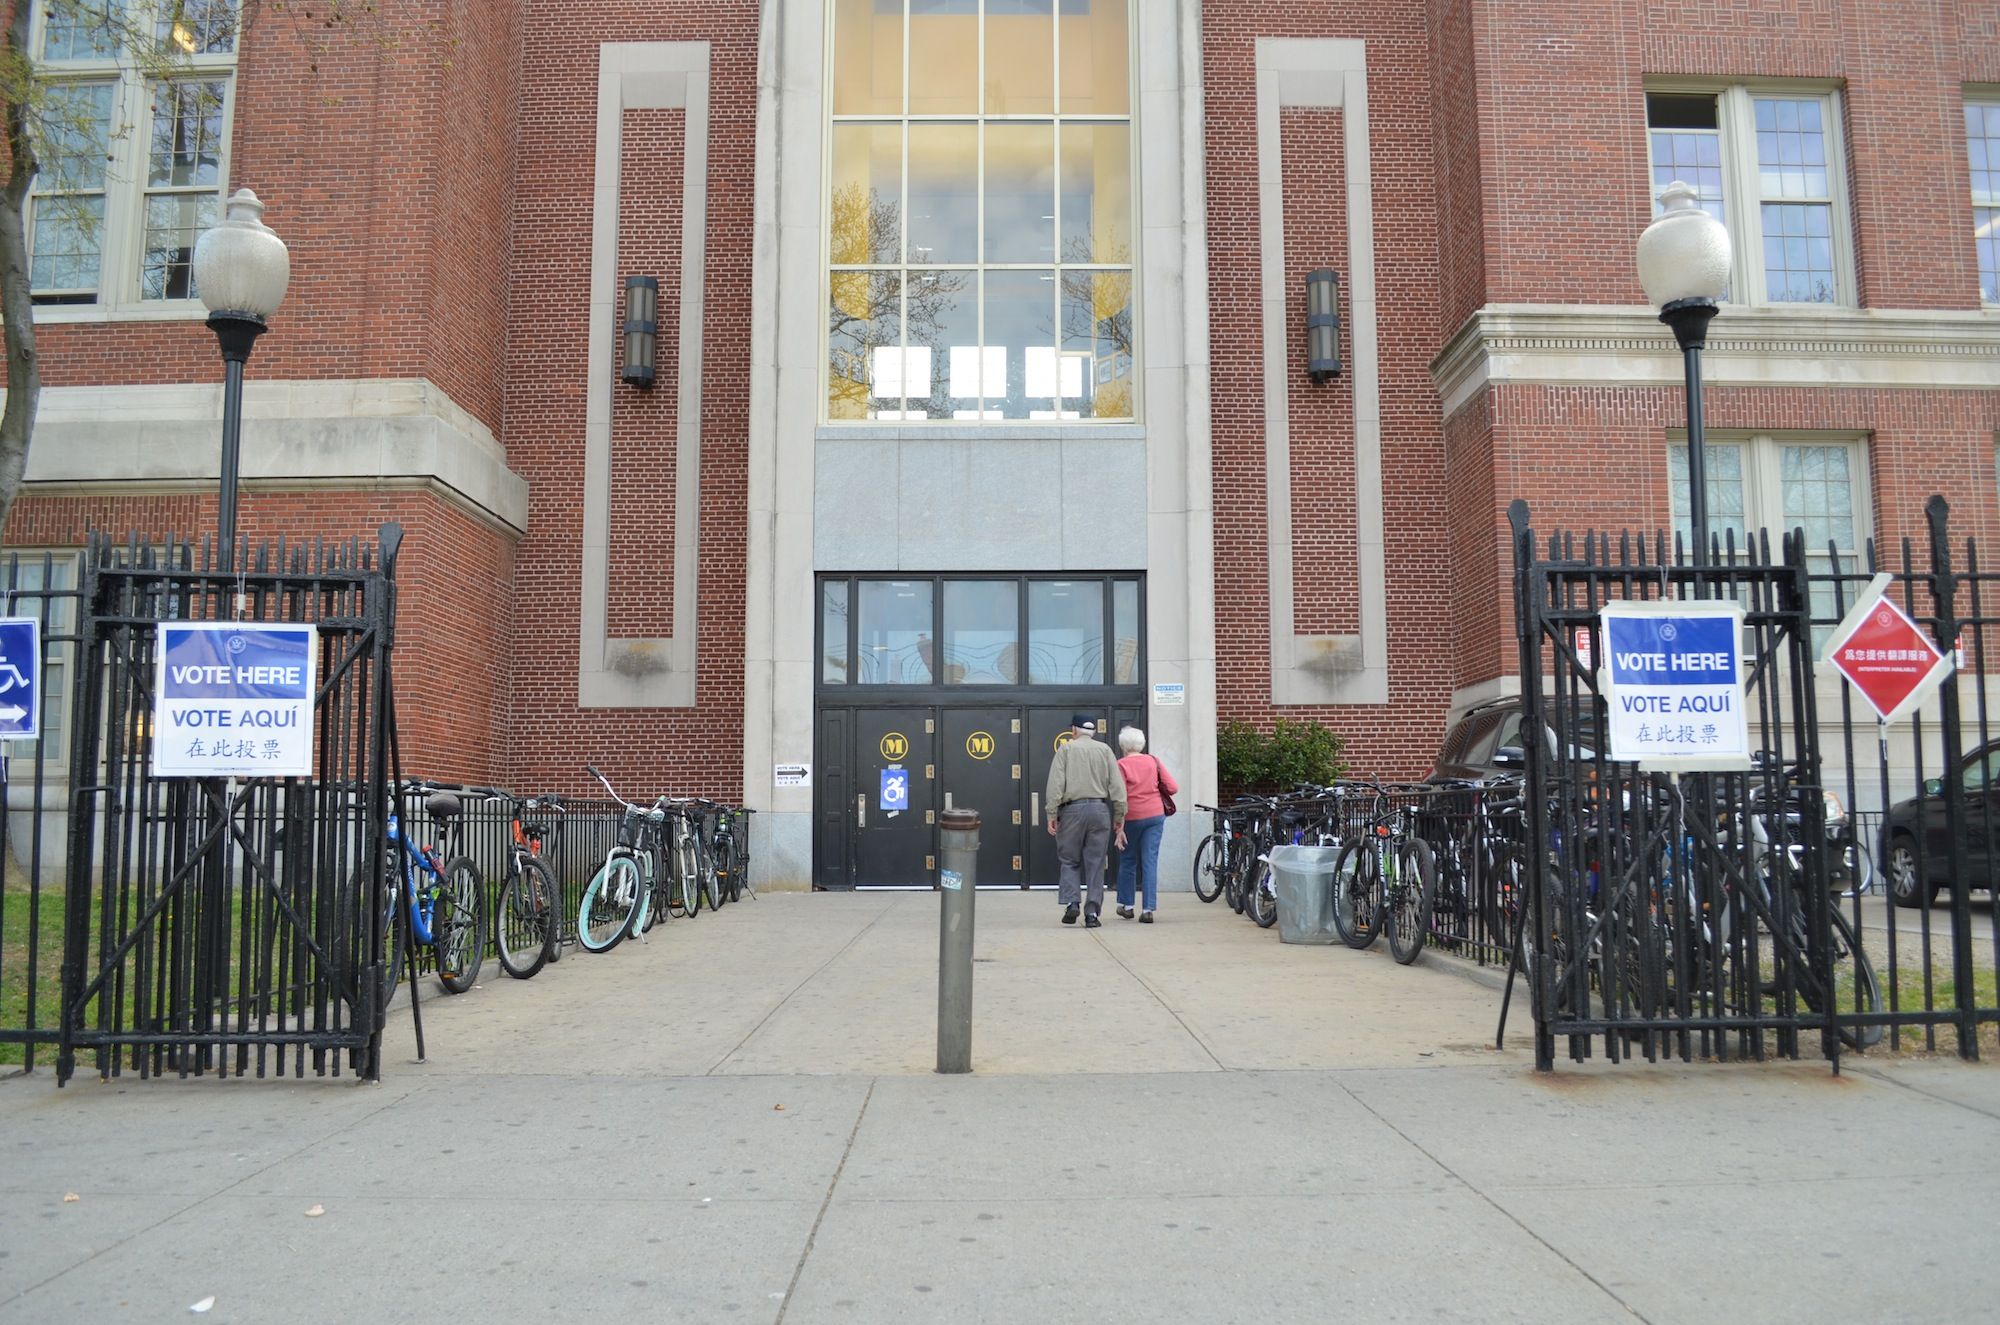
[3,892,1998,1322]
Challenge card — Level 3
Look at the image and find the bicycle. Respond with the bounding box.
[1190,804,1242,904]
[372,782,486,1007]
[577,766,667,952]
[1331,787,1437,964]
[479,788,563,980]
[711,804,754,903]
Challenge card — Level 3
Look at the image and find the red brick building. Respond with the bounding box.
[6,0,1998,887]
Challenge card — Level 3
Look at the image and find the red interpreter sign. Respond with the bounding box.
[1822,587,1952,724]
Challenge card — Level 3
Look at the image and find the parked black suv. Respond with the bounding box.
[1881,741,2000,908]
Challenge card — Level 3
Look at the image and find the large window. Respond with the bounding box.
[826,0,1136,422]
[819,573,1142,687]
[1971,99,2000,305]
[26,1,238,310]
[1670,435,1870,645]
[1647,88,1853,306]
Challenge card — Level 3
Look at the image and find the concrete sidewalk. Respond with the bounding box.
[3,893,1998,1323]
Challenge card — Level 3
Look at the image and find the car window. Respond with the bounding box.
[1457,712,1506,765]
[1962,749,2000,793]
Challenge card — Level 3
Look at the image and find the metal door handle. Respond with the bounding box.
[1031,792,1040,825]
[944,791,954,811]
[857,794,866,828]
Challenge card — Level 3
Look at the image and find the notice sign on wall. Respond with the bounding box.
[1599,601,1751,771]
[154,623,318,778]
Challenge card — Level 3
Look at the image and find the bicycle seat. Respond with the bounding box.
[424,791,463,821]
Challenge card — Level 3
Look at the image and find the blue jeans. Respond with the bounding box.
[1116,815,1167,911]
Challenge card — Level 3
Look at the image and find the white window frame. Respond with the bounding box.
[820,0,1141,426]
[1646,82,1859,309]
[25,1,238,324]
[1669,432,1872,551]
[1971,91,2000,307]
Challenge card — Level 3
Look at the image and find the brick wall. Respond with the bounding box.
[607,109,686,639]
[1452,382,2000,687]
[501,3,757,801]
[0,488,515,782]
[1280,107,1358,637]
[1445,0,1992,314]
[1206,4,1454,779]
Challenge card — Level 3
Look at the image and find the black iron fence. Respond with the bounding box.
[1508,495,2000,1071]
[53,529,399,1083]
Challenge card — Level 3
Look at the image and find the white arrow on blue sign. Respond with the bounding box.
[153,622,319,778]
[0,617,40,739]
[1599,600,1752,771]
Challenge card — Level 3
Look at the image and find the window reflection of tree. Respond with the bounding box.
[1057,238,1132,420]
[828,183,969,418]
[942,640,1019,685]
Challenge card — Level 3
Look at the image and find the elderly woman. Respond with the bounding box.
[1114,726,1179,922]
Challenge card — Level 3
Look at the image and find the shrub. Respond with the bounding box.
[1216,718,1348,795]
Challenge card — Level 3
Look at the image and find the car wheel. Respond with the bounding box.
[1886,835,1937,909]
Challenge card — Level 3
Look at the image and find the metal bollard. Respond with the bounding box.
[937,807,979,1074]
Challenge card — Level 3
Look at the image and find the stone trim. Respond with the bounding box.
[18,377,528,533]
[1256,37,1388,705]
[579,42,712,709]
[1432,304,2000,419]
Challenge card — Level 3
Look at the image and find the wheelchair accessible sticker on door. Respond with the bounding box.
[880,766,910,813]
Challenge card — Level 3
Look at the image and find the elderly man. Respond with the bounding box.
[1044,713,1127,927]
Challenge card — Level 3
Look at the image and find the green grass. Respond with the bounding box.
[0,880,65,1068]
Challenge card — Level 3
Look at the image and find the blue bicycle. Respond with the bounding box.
[372,783,487,1007]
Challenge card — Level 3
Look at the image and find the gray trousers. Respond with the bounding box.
[1057,800,1112,912]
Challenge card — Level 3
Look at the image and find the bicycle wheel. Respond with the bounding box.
[358,855,407,1017]
[1246,857,1278,928]
[1191,834,1226,903]
[578,855,641,952]
[541,855,566,962]
[495,861,552,980]
[1331,840,1383,949]
[1388,838,1437,965]
[434,856,486,993]
[677,840,702,917]
[640,857,664,934]
[1814,908,1886,1049]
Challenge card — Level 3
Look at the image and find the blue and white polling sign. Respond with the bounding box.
[1599,601,1750,771]
[0,617,40,739]
[154,623,318,777]
[880,766,910,812]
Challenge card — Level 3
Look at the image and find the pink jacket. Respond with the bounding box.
[1118,753,1179,821]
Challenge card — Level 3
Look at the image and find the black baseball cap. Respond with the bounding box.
[1070,713,1096,731]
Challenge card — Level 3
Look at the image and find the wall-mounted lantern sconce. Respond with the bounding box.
[1305,268,1341,383]
[622,275,659,388]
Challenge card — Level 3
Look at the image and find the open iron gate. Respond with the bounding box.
[56,527,400,1083]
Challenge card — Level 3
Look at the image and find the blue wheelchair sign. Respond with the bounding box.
[0,618,40,739]
[880,767,910,812]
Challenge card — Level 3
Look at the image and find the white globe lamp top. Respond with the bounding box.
[1636,181,1731,309]
[193,188,291,321]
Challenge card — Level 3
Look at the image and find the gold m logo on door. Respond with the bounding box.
[965,731,996,760]
[880,732,910,761]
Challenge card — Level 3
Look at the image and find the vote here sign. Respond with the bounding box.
[154,623,318,777]
[1599,601,1751,771]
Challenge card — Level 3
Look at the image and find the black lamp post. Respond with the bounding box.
[1638,181,1732,566]
[192,188,291,569]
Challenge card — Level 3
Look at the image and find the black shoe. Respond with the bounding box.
[1140,911,1154,924]
[1062,904,1079,925]
[1084,912,1102,929]
[1117,906,1134,919]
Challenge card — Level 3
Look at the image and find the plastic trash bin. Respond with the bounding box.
[1269,844,1343,944]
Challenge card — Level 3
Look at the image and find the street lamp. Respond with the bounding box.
[1637,180,1731,565]
[193,188,291,568]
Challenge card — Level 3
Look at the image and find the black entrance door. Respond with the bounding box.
[1026,707,1108,885]
[852,709,936,886]
[939,708,1022,886]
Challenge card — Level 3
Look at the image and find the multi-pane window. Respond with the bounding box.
[1971,100,2000,305]
[820,574,1142,687]
[1670,436,1870,645]
[826,0,1136,422]
[1646,88,1850,306]
[27,1,238,309]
